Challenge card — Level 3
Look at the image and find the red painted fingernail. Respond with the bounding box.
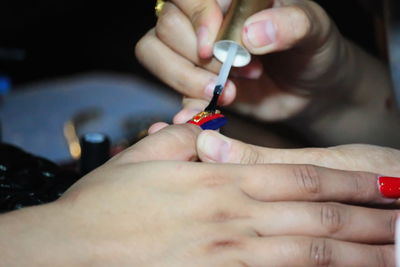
[378,176,400,198]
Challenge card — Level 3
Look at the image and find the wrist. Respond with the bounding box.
[0,203,87,266]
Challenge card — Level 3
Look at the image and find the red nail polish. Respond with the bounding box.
[378,176,400,198]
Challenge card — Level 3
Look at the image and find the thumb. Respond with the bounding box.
[197,130,272,164]
[171,0,229,58]
[197,130,400,176]
[242,1,332,55]
[115,124,202,164]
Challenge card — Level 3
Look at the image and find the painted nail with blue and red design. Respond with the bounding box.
[187,110,227,130]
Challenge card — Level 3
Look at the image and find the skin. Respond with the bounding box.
[135,0,400,147]
[0,124,395,266]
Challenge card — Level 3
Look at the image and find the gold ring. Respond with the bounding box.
[155,0,165,17]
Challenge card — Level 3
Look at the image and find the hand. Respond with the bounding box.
[0,124,395,266]
[136,0,362,123]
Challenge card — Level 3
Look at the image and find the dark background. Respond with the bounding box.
[0,0,382,86]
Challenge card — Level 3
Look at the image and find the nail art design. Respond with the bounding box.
[378,176,400,198]
[187,110,227,130]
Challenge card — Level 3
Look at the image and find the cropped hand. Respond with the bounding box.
[0,124,395,266]
[136,0,359,123]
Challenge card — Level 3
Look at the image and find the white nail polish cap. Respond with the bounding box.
[213,40,251,67]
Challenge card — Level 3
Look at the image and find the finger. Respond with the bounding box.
[155,2,264,97]
[156,2,221,73]
[242,1,332,55]
[113,124,201,163]
[230,58,263,80]
[170,0,226,58]
[205,162,394,204]
[241,236,394,267]
[148,122,169,134]
[174,109,202,125]
[197,132,400,202]
[248,202,396,244]
[173,98,209,124]
[135,29,236,105]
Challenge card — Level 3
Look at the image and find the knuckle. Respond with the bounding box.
[301,148,329,164]
[198,172,232,189]
[134,35,150,62]
[239,145,263,165]
[308,238,333,266]
[348,171,375,202]
[293,164,321,196]
[209,209,250,223]
[307,1,332,38]
[206,237,247,254]
[319,203,345,235]
[239,169,265,200]
[286,5,312,42]
[156,4,180,40]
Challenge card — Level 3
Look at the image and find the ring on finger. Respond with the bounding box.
[155,0,166,17]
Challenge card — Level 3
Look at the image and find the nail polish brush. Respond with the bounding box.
[205,0,272,112]
[190,0,272,130]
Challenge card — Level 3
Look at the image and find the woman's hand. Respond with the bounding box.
[136,0,399,146]
[0,124,395,266]
[136,0,360,121]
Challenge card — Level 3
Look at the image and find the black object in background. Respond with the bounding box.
[0,143,79,213]
[0,0,381,86]
[79,133,110,175]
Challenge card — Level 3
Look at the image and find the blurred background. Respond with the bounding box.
[0,0,383,85]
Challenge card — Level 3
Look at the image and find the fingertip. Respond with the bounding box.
[242,4,324,55]
[197,130,231,163]
[173,109,203,124]
[148,122,169,134]
[198,43,214,59]
[204,78,236,106]
[197,25,213,58]
[242,17,277,54]
[194,3,223,59]
[231,59,263,80]
[220,80,236,105]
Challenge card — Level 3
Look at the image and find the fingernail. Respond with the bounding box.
[197,26,212,58]
[231,66,262,79]
[205,79,217,99]
[205,79,234,104]
[199,132,230,162]
[378,176,400,199]
[175,108,203,124]
[245,20,276,48]
[221,81,235,105]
